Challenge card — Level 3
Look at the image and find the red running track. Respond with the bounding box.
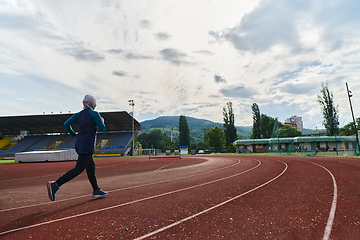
[0,155,360,239]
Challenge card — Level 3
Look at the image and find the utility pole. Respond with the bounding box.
[346,83,360,154]
[129,100,135,156]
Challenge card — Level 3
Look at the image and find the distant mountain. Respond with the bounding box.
[140,116,325,142]
[140,116,252,142]
[303,128,326,134]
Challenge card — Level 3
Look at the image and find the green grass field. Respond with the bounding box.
[0,159,15,164]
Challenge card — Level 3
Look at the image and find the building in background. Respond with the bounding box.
[284,115,303,133]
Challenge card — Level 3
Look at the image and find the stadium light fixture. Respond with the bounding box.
[129,100,135,156]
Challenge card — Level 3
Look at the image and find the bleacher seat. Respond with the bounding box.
[57,136,75,150]
[25,135,59,152]
[1,131,134,157]
[96,132,132,154]
[7,135,44,153]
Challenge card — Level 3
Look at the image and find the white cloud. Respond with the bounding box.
[1,0,360,129]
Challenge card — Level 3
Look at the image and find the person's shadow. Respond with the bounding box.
[1,198,102,235]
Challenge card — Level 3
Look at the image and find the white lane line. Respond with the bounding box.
[153,157,209,171]
[0,158,239,213]
[0,159,261,236]
[0,162,129,183]
[154,161,177,171]
[96,162,129,169]
[309,162,338,240]
[0,173,65,183]
[135,160,288,240]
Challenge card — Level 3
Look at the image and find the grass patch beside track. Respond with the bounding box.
[0,159,15,164]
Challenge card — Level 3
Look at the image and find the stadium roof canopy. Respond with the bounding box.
[0,111,141,136]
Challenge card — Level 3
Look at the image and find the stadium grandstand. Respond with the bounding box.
[0,111,140,158]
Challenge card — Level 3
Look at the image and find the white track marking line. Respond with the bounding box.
[309,162,337,240]
[135,160,288,240]
[0,173,61,183]
[96,162,129,169]
[0,194,92,213]
[154,161,177,171]
[0,162,129,183]
[0,158,239,213]
[0,159,261,236]
[154,157,209,171]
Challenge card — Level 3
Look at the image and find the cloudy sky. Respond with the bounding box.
[1,0,360,129]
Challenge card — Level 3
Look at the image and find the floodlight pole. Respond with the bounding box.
[346,83,360,154]
[129,100,135,156]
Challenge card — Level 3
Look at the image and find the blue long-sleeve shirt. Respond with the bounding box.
[64,109,105,155]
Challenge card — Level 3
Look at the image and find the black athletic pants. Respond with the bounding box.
[56,153,99,191]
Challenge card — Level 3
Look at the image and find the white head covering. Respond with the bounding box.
[82,95,96,110]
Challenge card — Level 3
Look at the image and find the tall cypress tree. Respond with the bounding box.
[223,102,237,147]
[251,103,261,139]
[317,83,339,136]
[179,115,190,148]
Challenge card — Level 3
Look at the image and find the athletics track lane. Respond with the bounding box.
[0,155,359,239]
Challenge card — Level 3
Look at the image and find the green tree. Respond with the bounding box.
[195,141,207,151]
[340,118,360,136]
[251,103,261,139]
[164,138,179,152]
[317,83,339,136]
[136,129,169,152]
[277,125,303,137]
[179,115,190,148]
[260,114,277,139]
[228,143,237,153]
[136,132,147,147]
[204,125,226,152]
[135,141,141,148]
[223,102,237,147]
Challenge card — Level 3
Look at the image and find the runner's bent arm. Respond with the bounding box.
[63,113,79,137]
